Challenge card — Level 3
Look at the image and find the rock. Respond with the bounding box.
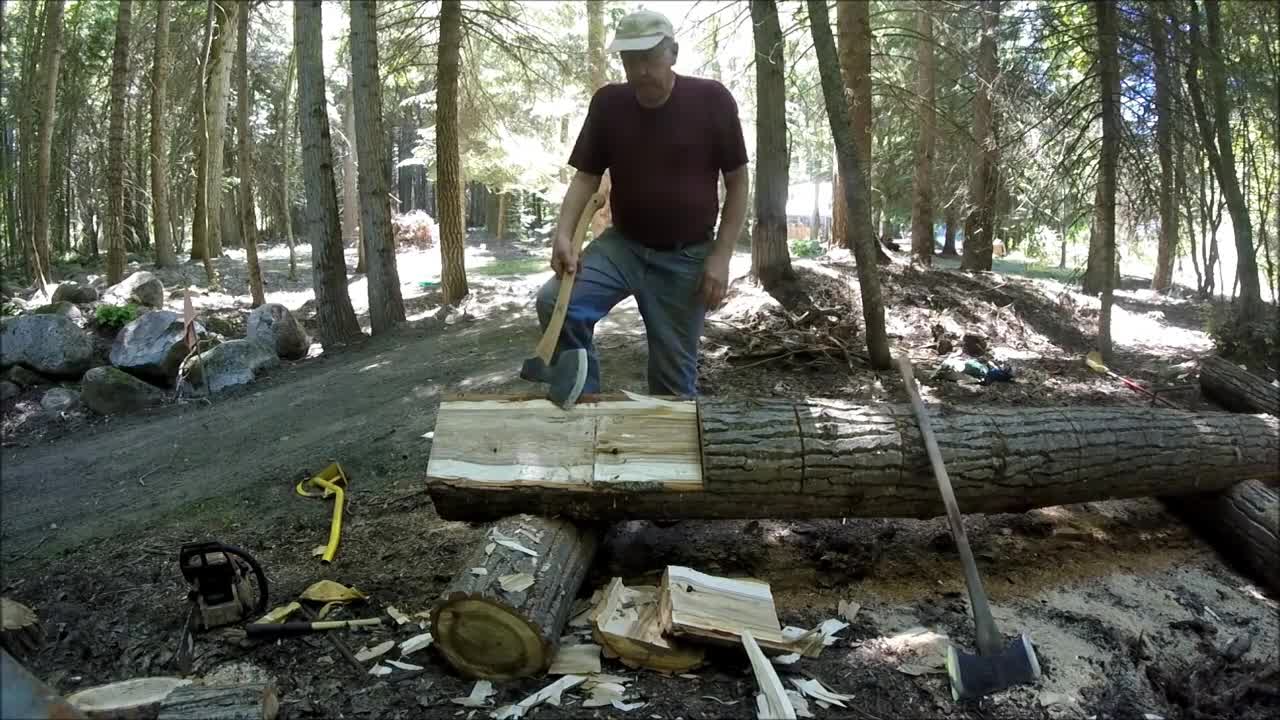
[6,365,49,388]
[0,381,18,401]
[246,304,310,360]
[31,301,86,326]
[185,339,279,394]
[0,314,96,378]
[81,366,166,415]
[40,387,81,414]
[110,311,204,385]
[52,282,99,304]
[103,271,165,308]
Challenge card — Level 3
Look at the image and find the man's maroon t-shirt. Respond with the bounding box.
[568,74,748,251]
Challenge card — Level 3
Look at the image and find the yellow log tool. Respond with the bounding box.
[295,463,349,564]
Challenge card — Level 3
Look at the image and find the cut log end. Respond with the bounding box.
[0,598,43,662]
[433,597,550,680]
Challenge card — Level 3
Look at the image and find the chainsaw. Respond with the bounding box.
[173,541,269,672]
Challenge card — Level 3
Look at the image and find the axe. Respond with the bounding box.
[520,191,606,409]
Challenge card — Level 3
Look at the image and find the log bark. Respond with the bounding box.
[1199,356,1280,416]
[427,398,1279,522]
[0,598,42,662]
[156,683,278,720]
[431,514,599,680]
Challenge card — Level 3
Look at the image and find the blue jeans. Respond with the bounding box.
[536,227,710,397]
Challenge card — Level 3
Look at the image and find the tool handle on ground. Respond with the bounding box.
[896,354,1004,656]
[1086,352,1180,409]
[534,192,606,363]
[245,617,382,637]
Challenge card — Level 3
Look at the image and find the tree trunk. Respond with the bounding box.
[426,397,1280,522]
[32,0,65,285]
[204,0,239,260]
[1096,0,1119,360]
[749,0,794,291]
[502,191,523,241]
[834,1,871,254]
[279,48,297,280]
[585,0,611,238]
[436,0,467,304]
[105,0,133,286]
[961,0,999,272]
[341,81,362,272]
[150,0,175,269]
[909,1,935,265]
[236,1,265,308]
[1184,0,1261,321]
[432,514,599,680]
[350,0,406,334]
[155,683,279,720]
[807,0,891,370]
[294,0,362,347]
[1148,6,1175,291]
[942,201,958,256]
[1199,356,1280,415]
[190,0,214,279]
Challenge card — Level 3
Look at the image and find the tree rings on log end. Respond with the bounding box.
[432,596,550,680]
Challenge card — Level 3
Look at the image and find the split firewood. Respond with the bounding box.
[0,598,43,661]
[155,683,278,720]
[591,578,704,673]
[657,567,803,656]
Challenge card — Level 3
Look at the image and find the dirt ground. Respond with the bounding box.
[2,234,1277,720]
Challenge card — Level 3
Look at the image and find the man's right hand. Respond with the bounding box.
[551,235,581,276]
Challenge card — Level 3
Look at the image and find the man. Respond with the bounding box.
[536,9,749,399]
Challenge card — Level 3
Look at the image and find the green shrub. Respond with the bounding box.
[94,303,139,329]
[790,237,824,258]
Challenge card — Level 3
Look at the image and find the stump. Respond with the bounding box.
[1199,355,1280,416]
[156,683,278,720]
[431,514,599,680]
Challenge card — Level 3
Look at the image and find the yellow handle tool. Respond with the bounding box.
[295,463,349,564]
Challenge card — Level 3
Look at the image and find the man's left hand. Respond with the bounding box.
[697,251,731,310]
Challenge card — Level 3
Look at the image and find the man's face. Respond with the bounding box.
[621,41,677,107]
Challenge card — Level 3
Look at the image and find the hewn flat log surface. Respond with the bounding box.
[426,396,1279,522]
[431,514,598,680]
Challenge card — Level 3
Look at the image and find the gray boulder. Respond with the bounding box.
[31,301,86,326]
[246,303,310,360]
[81,366,166,415]
[52,282,99,304]
[0,380,18,402]
[41,387,81,414]
[0,314,96,378]
[103,271,165,308]
[185,339,279,394]
[110,311,204,385]
[6,365,48,387]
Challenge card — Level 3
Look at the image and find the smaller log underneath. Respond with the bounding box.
[1199,356,1280,416]
[432,515,598,680]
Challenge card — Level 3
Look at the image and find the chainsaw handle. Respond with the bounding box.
[217,543,271,618]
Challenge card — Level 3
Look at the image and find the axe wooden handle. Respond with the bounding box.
[534,192,607,364]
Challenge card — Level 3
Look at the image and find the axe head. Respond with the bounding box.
[945,633,1042,701]
[520,348,588,409]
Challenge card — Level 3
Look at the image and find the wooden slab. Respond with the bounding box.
[657,566,796,655]
[428,397,701,491]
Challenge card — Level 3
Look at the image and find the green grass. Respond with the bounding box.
[473,257,546,277]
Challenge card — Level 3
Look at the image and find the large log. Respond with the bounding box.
[431,514,599,680]
[156,683,278,720]
[1199,355,1280,415]
[425,396,1279,522]
[1185,357,1280,593]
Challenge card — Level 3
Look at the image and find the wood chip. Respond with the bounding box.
[386,606,411,625]
[612,700,646,712]
[816,619,848,645]
[499,573,535,593]
[355,640,395,662]
[451,680,495,707]
[387,659,425,671]
[837,599,860,623]
[368,664,392,677]
[494,539,539,557]
[491,675,585,719]
[786,691,813,718]
[743,630,796,719]
[469,567,488,576]
[399,633,434,656]
[485,543,496,556]
[771,653,800,665]
[548,643,601,675]
[789,678,854,708]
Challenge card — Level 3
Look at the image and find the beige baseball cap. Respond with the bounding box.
[606,9,675,52]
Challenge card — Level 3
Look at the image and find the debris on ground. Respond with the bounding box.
[493,674,585,720]
[452,680,496,707]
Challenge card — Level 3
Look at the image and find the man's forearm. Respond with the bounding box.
[555,171,602,244]
[714,169,749,256]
